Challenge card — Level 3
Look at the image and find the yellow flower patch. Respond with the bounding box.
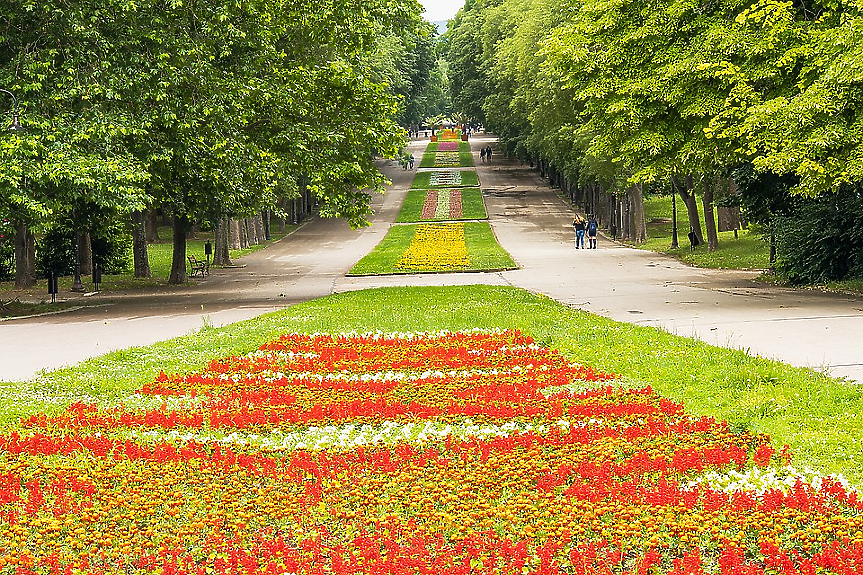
[396,223,469,272]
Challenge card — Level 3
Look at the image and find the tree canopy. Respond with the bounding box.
[1,0,429,283]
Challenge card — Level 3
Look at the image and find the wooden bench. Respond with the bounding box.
[187,255,209,277]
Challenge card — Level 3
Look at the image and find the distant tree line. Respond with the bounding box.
[445,0,863,283]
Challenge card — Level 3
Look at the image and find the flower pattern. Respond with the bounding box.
[0,330,859,574]
[395,223,469,272]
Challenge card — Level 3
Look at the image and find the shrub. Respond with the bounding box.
[37,219,132,278]
[774,190,863,284]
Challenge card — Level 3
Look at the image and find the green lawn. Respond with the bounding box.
[1,284,857,488]
[0,227,292,308]
[411,170,479,189]
[637,195,770,270]
[348,222,516,275]
[396,188,488,223]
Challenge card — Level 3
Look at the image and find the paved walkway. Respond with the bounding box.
[2,134,862,382]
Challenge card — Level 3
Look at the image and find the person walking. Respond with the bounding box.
[480,147,486,162]
[572,215,586,249]
[587,215,598,249]
[486,146,493,162]
[409,154,415,169]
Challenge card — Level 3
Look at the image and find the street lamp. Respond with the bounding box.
[0,89,25,132]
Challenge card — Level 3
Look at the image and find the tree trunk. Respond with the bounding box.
[277,201,286,232]
[675,174,703,245]
[244,217,257,246]
[77,232,93,276]
[168,214,189,285]
[229,219,241,249]
[670,185,679,250]
[631,183,647,243]
[702,174,719,252]
[131,211,152,278]
[253,213,265,244]
[13,221,36,289]
[263,210,271,241]
[213,218,232,266]
[769,231,777,274]
[145,209,160,243]
[621,194,631,241]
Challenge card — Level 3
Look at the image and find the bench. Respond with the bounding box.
[187,255,209,277]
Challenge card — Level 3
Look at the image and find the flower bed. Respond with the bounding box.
[419,141,474,168]
[3,329,861,574]
[434,151,462,168]
[395,223,469,272]
[429,170,462,187]
[411,170,479,189]
[420,190,464,220]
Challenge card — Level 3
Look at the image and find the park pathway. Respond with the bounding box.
[2,133,862,382]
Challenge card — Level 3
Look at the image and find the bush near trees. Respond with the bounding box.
[446,0,863,285]
[0,0,430,287]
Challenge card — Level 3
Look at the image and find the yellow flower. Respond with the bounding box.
[396,223,469,272]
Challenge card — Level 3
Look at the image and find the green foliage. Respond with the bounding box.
[0,0,431,285]
[36,224,131,278]
[774,190,863,284]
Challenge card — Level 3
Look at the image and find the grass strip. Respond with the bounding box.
[636,195,770,270]
[411,170,479,189]
[419,143,438,168]
[458,141,475,168]
[2,284,857,486]
[348,222,515,275]
[0,228,292,314]
[396,188,488,223]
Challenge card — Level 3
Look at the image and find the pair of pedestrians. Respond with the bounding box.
[572,215,598,249]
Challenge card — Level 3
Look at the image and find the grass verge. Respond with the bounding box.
[0,227,293,314]
[347,222,516,275]
[2,284,858,486]
[396,188,488,222]
[636,195,770,270]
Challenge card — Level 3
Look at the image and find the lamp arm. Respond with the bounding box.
[0,88,19,112]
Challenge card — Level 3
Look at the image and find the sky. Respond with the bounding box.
[420,0,465,21]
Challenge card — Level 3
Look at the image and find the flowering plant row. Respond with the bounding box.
[437,142,459,152]
[0,329,861,574]
[429,170,462,187]
[395,223,469,272]
[434,151,462,168]
[421,189,463,220]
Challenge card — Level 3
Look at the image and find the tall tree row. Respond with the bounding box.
[1,0,425,285]
[446,0,863,271]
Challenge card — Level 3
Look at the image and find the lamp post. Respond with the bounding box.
[0,89,25,132]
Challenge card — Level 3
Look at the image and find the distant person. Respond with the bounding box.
[486,146,493,162]
[409,154,415,169]
[688,227,700,251]
[587,215,598,249]
[480,147,486,162]
[572,215,586,249]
